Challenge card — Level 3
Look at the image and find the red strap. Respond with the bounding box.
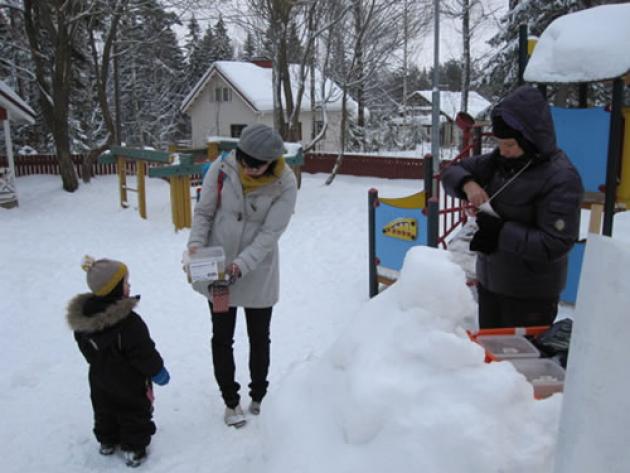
[217,170,226,208]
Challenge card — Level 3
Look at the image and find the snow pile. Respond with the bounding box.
[258,246,561,473]
[524,4,630,83]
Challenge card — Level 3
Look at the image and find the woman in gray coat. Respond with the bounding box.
[187,124,297,427]
[442,85,583,329]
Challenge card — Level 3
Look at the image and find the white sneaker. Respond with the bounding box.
[248,401,261,415]
[224,405,246,428]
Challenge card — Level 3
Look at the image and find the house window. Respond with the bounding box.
[230,124,247,138]
[214,87,232,102]
[314,120,325,137]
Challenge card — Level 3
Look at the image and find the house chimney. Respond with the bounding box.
[250,56,272,68]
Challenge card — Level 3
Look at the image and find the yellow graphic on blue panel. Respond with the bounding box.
[382,217,417,241]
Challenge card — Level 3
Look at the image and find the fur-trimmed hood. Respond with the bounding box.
[66,293,139,333]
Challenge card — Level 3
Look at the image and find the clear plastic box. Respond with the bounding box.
[186,246,225,283]
[476,335,540,360]
[508,358,565,399]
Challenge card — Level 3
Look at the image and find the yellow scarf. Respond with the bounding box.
[239,157,286,194]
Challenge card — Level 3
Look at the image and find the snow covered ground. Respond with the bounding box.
[1,173,629,473]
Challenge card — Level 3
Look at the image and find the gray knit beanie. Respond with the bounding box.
[237,124,285,162]
[81,255,128,296]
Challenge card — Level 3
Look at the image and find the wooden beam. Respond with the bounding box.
[110,146,171,163]
[137,160,146,219]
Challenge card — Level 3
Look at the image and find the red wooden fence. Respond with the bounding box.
[303,152,424,179]
[0,154,121,177]
[0,152,425,180]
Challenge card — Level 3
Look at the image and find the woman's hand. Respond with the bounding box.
[226,263,241,284]
[462,180,490,208]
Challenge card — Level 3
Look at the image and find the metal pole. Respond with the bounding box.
[518,24,528,86]
[368,188,379,297]
[602,78,624,236]
[431,0,441,186]
[429,0,441,247]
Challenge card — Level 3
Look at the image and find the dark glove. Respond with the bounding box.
[152,367,170,386]
[469,212,504,254]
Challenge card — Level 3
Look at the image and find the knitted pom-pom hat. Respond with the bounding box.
[81,255,128,296]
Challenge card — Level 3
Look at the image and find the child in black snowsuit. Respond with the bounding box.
[67,256,170,467]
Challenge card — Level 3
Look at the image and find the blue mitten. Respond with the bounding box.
[152,367,170,386]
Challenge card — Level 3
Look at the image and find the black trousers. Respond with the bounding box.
[209,303,272,409]
[89,376,155,451]
[477,284,558,329]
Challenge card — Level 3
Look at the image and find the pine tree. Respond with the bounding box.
[188,22,215,87]
[0,3,46,152]
[242,31,257,60]
[212,15,233,61]
[116,0,187,148]
[184,14,201,64]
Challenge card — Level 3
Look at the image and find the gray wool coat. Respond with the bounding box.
[187,153,297,308]
[442,86,584,299]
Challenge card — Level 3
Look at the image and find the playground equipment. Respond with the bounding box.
[99,138,304,231]
[369,10,630,306]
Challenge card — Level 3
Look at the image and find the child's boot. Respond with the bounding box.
[123,448,147,468]
[99,443,116,456]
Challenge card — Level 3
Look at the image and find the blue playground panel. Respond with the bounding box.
[551,106,610,194]
[374,202,427,272]
[560,241,585,305]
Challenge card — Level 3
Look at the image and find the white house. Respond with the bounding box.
[403,90,492,146]
[180,60,356,152]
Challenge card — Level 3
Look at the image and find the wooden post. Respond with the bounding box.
[181,175,192,228]
[117,156,128,207]
[170,177,180,230]
[137,160,146,219]
[588,204,603,235]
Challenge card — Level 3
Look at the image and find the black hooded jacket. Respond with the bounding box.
[442,86,584,299]
[67,294,164,401]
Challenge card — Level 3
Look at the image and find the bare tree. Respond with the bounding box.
[22,0,92,192]
[325,0,431,185]
[441,0,499,113]
[81,0,129,182]
[228,0,349,145]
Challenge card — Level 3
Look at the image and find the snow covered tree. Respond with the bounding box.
[184,13,201,64]
[116,0,187,148]
[0,2,46,152]
[212,15,234,60]
[242,31,257,59]
[188,22,215,88]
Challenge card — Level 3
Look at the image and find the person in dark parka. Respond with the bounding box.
[66,256,170,467]
[442,85,584,329]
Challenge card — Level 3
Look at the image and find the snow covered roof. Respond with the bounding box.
[181,61,356,115]
[409,90,491,121]
[0,80,36,124]
[524,4,630,83]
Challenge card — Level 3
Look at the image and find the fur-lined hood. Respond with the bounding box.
[66,293,139,333]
